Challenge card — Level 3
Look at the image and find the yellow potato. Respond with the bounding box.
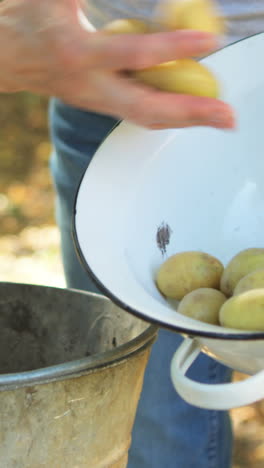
[102,18,150,34]
[233,269,264,295]
[134,59,219,98]
[219,289,264,331]
[177,288,226,324]
[102,18,219,98]
[156,0,225,34]
[156,251,223,300]
[220,248,264,297]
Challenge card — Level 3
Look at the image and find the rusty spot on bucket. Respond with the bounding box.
[156,222,172,256]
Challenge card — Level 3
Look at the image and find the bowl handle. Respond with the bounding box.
[170,337,264,410]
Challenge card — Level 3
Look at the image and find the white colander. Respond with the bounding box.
[74,33,264,410]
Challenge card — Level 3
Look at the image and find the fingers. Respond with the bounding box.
[95,73,235,130]
[85,30,218,70]
[142,93,236,129]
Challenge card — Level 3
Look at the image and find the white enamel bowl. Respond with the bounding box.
[74,33,264,409]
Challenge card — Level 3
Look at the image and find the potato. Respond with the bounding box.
[102,18,150,34]
[156,251,223,300]
[156,0,225,34]
[134,59,219,98]
[102,17,219,99]
[177,288,226,324]
[233,269,264,295]
[220,248,264,297]
[219,289,264,331]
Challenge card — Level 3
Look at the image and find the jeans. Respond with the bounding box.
[49,98,233,468]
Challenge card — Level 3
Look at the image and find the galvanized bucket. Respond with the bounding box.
[0,282,157,468]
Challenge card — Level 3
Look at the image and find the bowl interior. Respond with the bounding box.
[74,33,264,339]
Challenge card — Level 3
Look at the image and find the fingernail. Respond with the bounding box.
[209,108,236,126]
[209,117,236,129]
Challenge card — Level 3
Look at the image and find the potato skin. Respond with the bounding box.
[156,251,224,300]
[134,59,219,99]
[102,15,220,99]
[102,18,150,34]
[157,0,225,34]
[233,269,264,295]
[220,248,264,297]
[219,288,264,331]
[177,288,226,324]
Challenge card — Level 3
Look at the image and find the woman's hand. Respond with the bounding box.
[0,0,235,129]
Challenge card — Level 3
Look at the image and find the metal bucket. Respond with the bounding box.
[0,282,157,467]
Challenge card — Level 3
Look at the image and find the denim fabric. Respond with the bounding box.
[49,97,233,468]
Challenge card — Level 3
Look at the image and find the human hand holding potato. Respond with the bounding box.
[101,0,235,126]
[103,0,225,101]
[0,0,234,130]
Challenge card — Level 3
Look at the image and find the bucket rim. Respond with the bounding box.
[0,282,158,391]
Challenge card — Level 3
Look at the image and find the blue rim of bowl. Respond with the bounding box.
[72,32,264,340]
